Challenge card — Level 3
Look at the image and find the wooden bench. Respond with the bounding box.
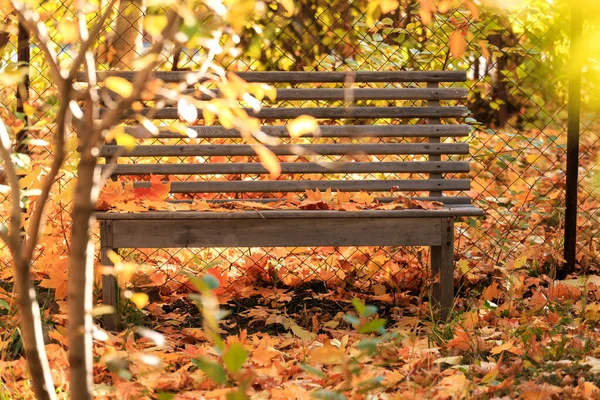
[86,70,483,330]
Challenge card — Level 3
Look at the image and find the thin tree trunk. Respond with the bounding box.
[67,149,98,400]
[14,257,57,400]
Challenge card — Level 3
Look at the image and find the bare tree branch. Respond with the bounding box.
[96,10,182,135]
[0,118,21,253]
[22,93,70,263]
[68,0,120,81]
[0,119,57,400]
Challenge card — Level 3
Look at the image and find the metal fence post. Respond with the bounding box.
[563,2,584,277]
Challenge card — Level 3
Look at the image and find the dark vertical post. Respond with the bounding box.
[16,20,30,154]
[563,2,584,277]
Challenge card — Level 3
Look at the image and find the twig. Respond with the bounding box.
[68,0,120,81]
[22,94,70,263]
[0,118,21,254]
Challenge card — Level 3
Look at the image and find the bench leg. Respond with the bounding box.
[100,246,120,331]
[100,220,119,331]
[430,217,455,320]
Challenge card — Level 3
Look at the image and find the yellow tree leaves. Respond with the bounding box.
[450,29,467,58]
[56,19,79,44]
[105,76,134,98]
[287,115,320,138]
[253,144,281,178]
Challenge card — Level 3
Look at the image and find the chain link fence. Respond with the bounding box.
[1,0,598,314]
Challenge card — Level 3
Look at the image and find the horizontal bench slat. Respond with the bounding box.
[96,207,484,221]
[194,196,474,205]
[93,87,468,101]
[83,70,467,83]
[107,217,444,247]
[100,143,469,157]
[131,179,470,193]
[105,161,470,175]
[124,124,471,139]
[107,106,469,120]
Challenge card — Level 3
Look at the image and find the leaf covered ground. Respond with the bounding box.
[1,127,600,399]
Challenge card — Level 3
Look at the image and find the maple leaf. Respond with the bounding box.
[133,174,171,201]
[305,188,322,202]
[490,340,524,356]
[354,191,374,205]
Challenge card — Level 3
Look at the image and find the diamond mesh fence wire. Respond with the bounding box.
[2,0,598,313]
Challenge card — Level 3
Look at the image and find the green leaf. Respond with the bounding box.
[358,318,386,334]
[343,314,360,326]
[0,299,9,311]
[357,376,384,394]
[193,357,227,384]
[351,298,365,316]
[224,343,248,373]
[157,393,175,400]
[299,363,327,379]
[226,389,249,400]
[203,273,220,290]
[351,298,377,317]
[357,337,381,355]
[311,389,346,400]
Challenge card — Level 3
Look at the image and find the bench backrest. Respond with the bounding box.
[82,71,472,204]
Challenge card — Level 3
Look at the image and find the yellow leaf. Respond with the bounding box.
[478,40,491,62]
[0,0,14,17]
[418,0,433,25]
[203,109,216,125]
[107,125,137,151]
[105,76,133,98]
[143,15,168,37]
[57,19,80,44]
[456,259,469,274]
[379,0,399,14]
[449,30,467,58]
[91,305,115,317]
[264,84,277,102]
[490,341,523,355]
[438,0,451,13]
[129,292,149,309]
[287,115,320,138]
[311,345,345,364]
[306,188,322,201]
[354,191,374,205]
[464,0,480,20]
[337,191,352,204]
[218,108,235,129]
[23,102,36,117]
[254,144,280,178]
[279,0,296,16]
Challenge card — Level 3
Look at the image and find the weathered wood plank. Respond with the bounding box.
[431,217,455,320]
[131,179,470,193]
[123,124,471,139]
[101,106,470,120]
[165,196,476,205]
[89,87,469,101]
[105,161,470,175]
[109,217,443,248]
[82,70,468,83]
[99,143,470,157]
[95,207,484,220]
[99,220,119,331]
